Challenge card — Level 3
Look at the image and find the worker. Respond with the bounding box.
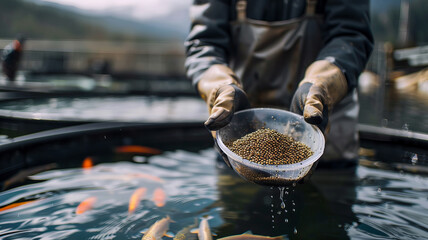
[185,0,373,168]
[1,37,25,81]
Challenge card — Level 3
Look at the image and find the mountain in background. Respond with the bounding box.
[2,0,427,46]
[29,0,191,41]
[0,0,190,41]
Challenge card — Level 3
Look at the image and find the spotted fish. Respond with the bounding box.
[141,216,174,240]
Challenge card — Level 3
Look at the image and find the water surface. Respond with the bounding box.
[0,147,427,240]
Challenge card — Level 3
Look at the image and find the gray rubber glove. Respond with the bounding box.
[290,60,348,133]
[198,64,250,131]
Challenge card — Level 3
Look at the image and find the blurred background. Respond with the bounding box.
[0,0,427,135]
[0,2,427,239]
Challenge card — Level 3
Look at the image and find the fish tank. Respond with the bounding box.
[0,121,427,240]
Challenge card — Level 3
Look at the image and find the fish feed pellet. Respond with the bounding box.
[225,128,313,165]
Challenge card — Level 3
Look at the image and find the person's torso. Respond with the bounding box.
[229,0,325,22]
[228,0,324,108]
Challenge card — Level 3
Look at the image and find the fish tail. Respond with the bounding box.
[166,215,176,223]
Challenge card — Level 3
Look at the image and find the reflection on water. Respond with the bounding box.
[0,148,427,240]
[0,96,208,122]
[0,82,426,134]
[359,86,428,134]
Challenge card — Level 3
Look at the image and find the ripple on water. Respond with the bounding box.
[0,149,427,240]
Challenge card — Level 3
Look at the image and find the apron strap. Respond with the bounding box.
[306,0,317,16]
[236,0,247,21]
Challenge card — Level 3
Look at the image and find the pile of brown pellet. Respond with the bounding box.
[225,128,313,165]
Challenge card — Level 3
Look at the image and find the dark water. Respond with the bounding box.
[0,147,427,240]
[359,86,428,134]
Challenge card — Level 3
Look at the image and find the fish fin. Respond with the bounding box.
[140,228,148,234]
[212,232,217,236]
[201,215,214,221]
[164,232,175,238]
[273,235,287,240]
[190,228,199,234]
[166,215,176,223]
[242,230,253,235]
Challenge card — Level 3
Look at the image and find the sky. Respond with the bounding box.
[40,0,192,21]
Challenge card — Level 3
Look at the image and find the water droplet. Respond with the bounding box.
[411,154,418,165]
[285,191,289,195]
[338,224,342,228]
[402,123,409,131]
[272,226,275,229]
[284,209,288,213]
[292,182,297,187]
[281,202,286,209]
[292,209,296,212]
[284,218,288,223]
[381,118,388,127]
[292,202,295,206]
[279,187,285,200]
[277,211,281,215]
[271,209,274,213]
[271,195,273,198]
[272,220,275,223]
[294,228,298,234]
[272,215,274,218]
[377,188,381,193]
[271,204,274,207]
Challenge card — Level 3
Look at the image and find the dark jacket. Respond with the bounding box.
[2,40,24,81]
[184,0,374,91]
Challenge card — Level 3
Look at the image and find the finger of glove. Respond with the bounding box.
[205,84,249,131]
[205,107,233,130]
[304,87,329,132]
[303,85,325,124]
[232,85,251,112]
[290,82,312,115]
[205,85,235,130]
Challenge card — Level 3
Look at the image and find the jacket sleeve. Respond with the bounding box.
[316,0,374,91]
[184,0,232,87]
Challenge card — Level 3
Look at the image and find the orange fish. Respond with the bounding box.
[115,145,161,155]
[0,200,37,212]
[82,157,94,169]
[76,197,97,215]
[152,188,166,207]
[129,187,147,214]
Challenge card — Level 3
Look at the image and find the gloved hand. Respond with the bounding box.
[198,64,250,168]
[198,64,250,131]
[290,60,348,133]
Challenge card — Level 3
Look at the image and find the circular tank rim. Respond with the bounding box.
[0,94,205,123]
